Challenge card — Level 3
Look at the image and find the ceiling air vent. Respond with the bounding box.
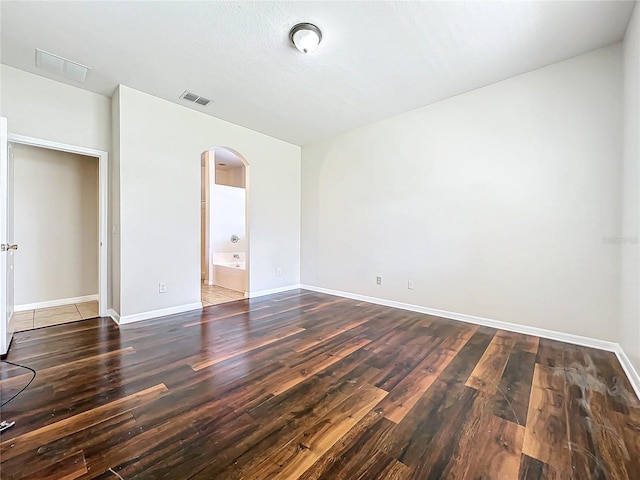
[35,49,90,83]
[180,91,212,106]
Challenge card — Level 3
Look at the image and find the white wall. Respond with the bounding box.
[13,144,98,305]
[0,65,111,152]
[110,88,121,314]
[207,184,247,291]
[210,184,246,255]
[620,3,640,371]
[302,44,623,341]
[201,157,207,278]
[115,85,300,317]
[216,166,245,188]
[1,64,113,310]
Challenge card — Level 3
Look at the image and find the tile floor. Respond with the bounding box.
[13,300,99,332]
[12,283,242,332]
[201,281,245,307]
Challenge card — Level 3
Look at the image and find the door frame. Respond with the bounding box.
[8,134,109,317]
[1,117,12,355]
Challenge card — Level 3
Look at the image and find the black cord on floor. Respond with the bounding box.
[0,360,36,408]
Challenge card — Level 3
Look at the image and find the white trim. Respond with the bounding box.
[108,308,120,324]
[249,284,301,299]
[7,134,109,318]
[613,346,640,402]
[98,143,108,317]
[117,302,202,325]
[0,117,11,356]
[7,135,103,157]
[15,294,98,311]
[300,284,640,400]
[301,284,618,350]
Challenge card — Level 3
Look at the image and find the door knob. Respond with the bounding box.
[1,244,18,251]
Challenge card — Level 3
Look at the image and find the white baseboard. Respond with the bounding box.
[300,284,640,400]
[108,309,120,324]
[117,302,202,325]
[249,284,301,299]
[15,294,99,312]
[613,346,640,402]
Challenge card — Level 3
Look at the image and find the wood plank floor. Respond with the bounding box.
[1,290,639,479]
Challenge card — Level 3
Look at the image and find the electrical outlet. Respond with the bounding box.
[159,282,167,293]
[276,268,282,276]
[376,276,382,285]
[408,280,415,290]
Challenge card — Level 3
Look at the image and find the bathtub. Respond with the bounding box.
[208,252,247,293]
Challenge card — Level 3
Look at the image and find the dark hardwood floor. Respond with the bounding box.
[0,290,639,479]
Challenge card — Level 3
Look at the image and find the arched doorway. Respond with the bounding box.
[200,147,250,307]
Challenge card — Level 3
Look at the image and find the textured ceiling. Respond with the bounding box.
[0,1,636,146]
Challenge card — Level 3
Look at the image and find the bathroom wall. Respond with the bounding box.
[203,163,247,291]
[216,166,245,188]
[202,149,247,289]
[210,184,247,258]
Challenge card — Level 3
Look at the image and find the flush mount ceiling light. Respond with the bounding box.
[35,49,90,83]
[289,23,322,54]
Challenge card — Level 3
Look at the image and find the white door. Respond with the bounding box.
[0,117,16,355]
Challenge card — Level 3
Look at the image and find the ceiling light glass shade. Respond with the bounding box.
[289,23,322,53]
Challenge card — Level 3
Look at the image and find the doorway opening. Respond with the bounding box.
[6,134,108,335]
[11,143,99,331]
[201,147,249,307]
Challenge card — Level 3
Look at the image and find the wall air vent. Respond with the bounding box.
[35,49,90,83]
[180,91,212,106]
